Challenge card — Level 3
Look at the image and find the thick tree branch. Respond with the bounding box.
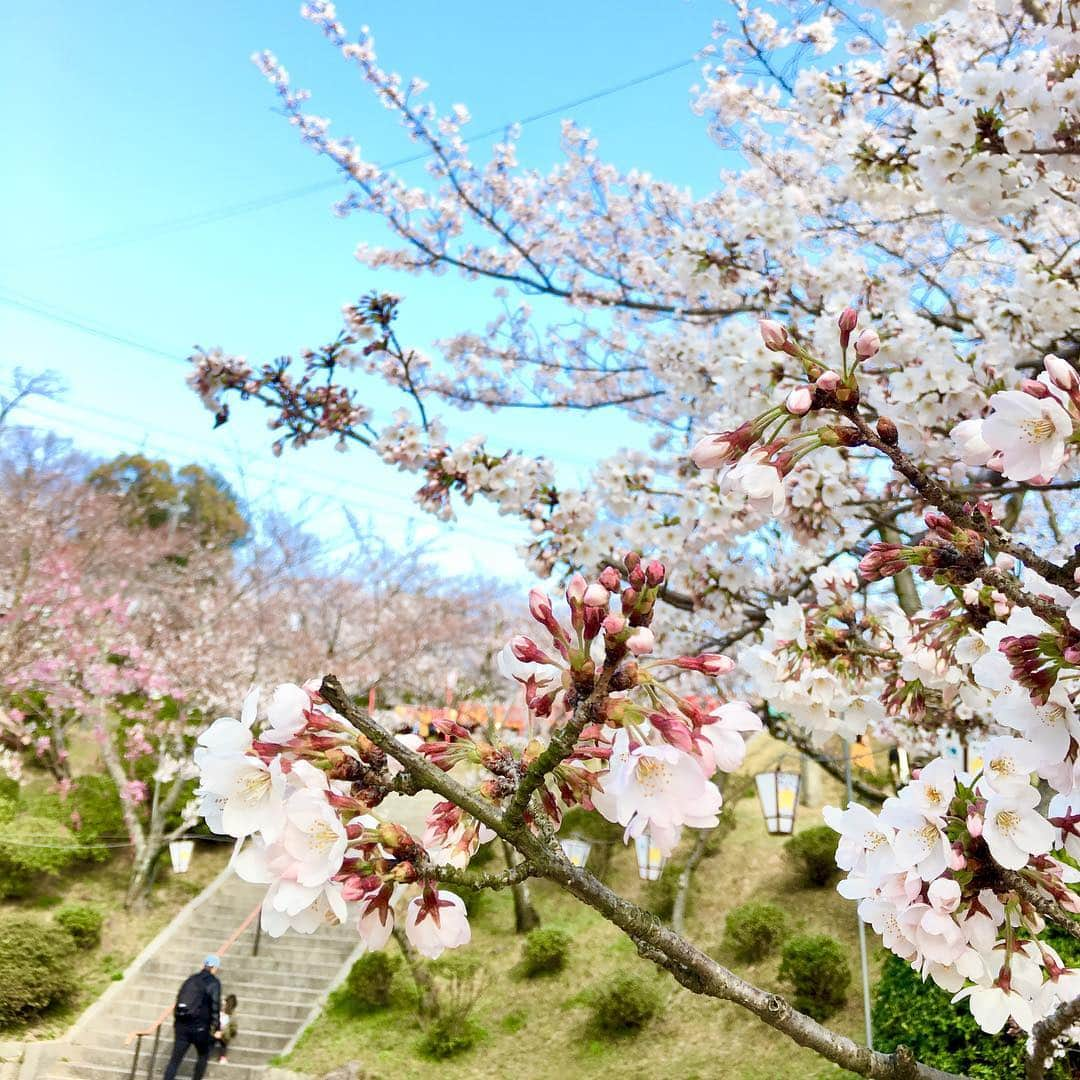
[320,672,958,1080]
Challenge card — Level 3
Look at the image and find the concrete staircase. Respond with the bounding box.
[41,872,362,1080]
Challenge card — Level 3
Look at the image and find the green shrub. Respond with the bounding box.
[54,905,104,949]
[69,776,126,850]
[417,1015,484,1059]
[723,901,788,962]
[0,916,77,1026]
[873,943,1080,1080]
[589,970,664,1034]
[784,826,840,887]
[0,815,80,898]
[520,927,571,977]
[779,934,851,1022]
[339,951,398,1013]
[418,954,487,1059]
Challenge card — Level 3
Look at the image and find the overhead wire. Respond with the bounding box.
[39,56,700,258]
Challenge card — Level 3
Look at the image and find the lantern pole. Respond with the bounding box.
[844,737,874,1050]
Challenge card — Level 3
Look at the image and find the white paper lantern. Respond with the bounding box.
[559,837,592,868]
[634,833,667,880]
[169,839,194,874]
[755,767,801,835]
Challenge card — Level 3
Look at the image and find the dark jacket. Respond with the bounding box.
[177,969,221,1033]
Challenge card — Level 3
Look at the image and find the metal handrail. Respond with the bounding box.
[125,900,264,1079]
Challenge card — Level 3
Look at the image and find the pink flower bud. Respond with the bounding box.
[1020,378,1051,399]
[528,588,553,623]
[511,635,552,665]
[838,307,859,334]
[947,843,966,872]
[816,370,841,392]
[699,653,735,676]
[1045,354,1079,392]
[759,319,788,352]
[649,712,694,752]
[583,582,609,608]
[853,328,880,359]
[626,626,655,655]
[598,566,621,591]
[602,613,626,636]
[566,573,587,604]
[645,560,665,586]
[967,808,983,838]
[785,386,813,416]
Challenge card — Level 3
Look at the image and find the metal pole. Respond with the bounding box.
[128,1034,142,1080]
[844,738,874,1050]
[252,906,262,957]
[146,1025,161,1080]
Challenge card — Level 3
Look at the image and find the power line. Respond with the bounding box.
[0,287,607,471]
[0,292,183,364]
[40,56,699,258]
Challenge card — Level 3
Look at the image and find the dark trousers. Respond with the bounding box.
[163,1021,211,1080]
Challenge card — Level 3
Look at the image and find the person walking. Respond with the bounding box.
[163,954,221,1080]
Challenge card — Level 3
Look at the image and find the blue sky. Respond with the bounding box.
[1,2,733,583]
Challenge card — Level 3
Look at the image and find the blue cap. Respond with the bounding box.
[204,954,221,968]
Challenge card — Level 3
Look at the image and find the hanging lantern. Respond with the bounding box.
[896,746,911,786]
[634,832,667,880]
[169,839,195,874]
[966,738,989,776]
[559,837,592,868]
[755,764,801,836]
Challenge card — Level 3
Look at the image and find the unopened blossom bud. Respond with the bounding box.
[1045,353,1080,392]
[376,822,415,852]
[621,587,638,613]
[967,808,983,838]
[691,421,757,469]
[528,588,553,623]
[838,307,859,335]
[759,319,788,352]
[583,582,609,607]
[511,635,553,665]
[626,626,655,655]
[947,843,967,871]
[602,613,626,636]
[876,417,898,445]
[816,370,841,392]
[628,565,646,589]
[785,386,813,416]
[1020,378,1051,399]
[645,560,666,586]
[598,566,621,591]
[671,653,736,676]
[853,328,880,360]
[649,712,694,752]
[566,573,587,604]
[623,551,641,573]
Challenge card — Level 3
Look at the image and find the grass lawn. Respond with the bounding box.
[282,734,880,1079]
[1,839,229,1040]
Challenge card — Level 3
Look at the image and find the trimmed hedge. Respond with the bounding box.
[55,905,104,949]
[723,901,789,962]
[779,934,850,1021]
[784,826,840,887]
[0,815,80,898]
[0,916,77,1027]
[339,951,398,1013]
[874,950,1073,1079]
[589,971,664,1034]
[520,927,571,977]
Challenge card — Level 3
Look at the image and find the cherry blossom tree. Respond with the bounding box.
[187,0,1080,1075]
